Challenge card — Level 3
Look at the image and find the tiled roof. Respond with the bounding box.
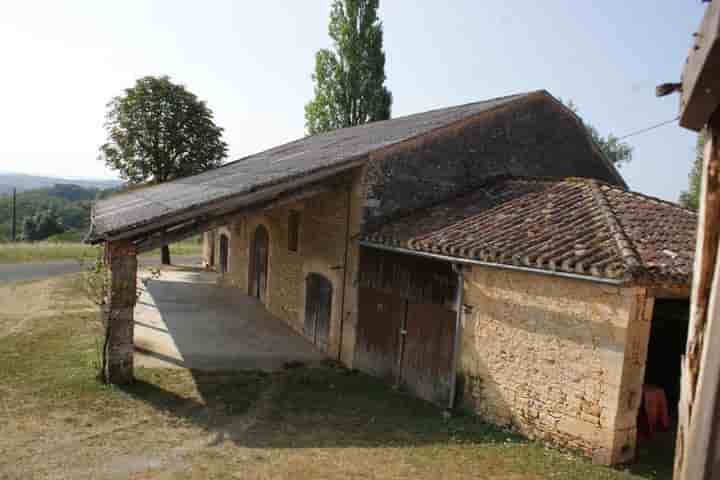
[363,177,697,285]
[90,92,533,240]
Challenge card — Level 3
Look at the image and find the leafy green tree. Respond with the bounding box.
[680,133,706,210]
[305,0,392,135]
[100,76,227,264]
[565,100,633,167]
[21,209,66,241]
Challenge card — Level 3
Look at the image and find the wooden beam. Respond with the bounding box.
[133,182,336,254]
[676,112,720,479]
[650,285,691,299]
[680,0,720,131]
[98,160,365,244]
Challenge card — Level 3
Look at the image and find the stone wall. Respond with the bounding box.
[362,93,624,229]
[220,170,365,362]
[458,265,652,464]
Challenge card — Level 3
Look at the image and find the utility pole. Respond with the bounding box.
[11,187,16,242]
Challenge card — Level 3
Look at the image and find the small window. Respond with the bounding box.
[288,210,301,252]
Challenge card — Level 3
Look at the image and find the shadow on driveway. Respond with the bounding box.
[134,268,325,371]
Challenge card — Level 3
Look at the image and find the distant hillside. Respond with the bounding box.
[0,173,122,195]
[0,182,120,242]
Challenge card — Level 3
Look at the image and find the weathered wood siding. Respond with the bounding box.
[356,247,458,406]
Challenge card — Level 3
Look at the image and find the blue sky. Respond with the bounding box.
[0,1,704,202]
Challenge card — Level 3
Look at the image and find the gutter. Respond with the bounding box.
[358,241,627,286]
[337,184,352,362]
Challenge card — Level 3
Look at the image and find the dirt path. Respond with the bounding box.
[1,373,286,480]
[0,278,59,338]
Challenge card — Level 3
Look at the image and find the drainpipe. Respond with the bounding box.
[448,263,465,411]
[337,184,352,362]
[395,300,409,388]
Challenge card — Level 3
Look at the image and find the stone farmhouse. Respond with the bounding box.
[88,90,696,465]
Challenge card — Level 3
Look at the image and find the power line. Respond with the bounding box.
[616,116,679,141]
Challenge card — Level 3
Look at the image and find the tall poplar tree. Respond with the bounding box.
[305,0,392,135]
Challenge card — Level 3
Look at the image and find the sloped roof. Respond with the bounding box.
[90,92,533,240]
[362,177,697,285]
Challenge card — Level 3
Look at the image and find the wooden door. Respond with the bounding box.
[304,273,333,351]
[356,287,456,405]
[250,225,269,301]
[218,234,229,274]
[355,287,405,382]
[401,301,456,406]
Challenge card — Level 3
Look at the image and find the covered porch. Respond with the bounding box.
[133,266,324,371]
[91,168,360,384]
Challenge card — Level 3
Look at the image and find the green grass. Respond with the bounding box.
[0,275,671,479]
[0,241,98,263]
[46,230,85,242]
[143,240,203,257]
[0,239,202,264]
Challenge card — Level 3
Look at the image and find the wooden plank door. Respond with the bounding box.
[218,234,229,274]
[355,287,405,382]
[304,273,333,351]
[250,225,269,301]
[400,301,456,406]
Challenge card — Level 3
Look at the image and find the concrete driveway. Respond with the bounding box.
[134,267,324,371]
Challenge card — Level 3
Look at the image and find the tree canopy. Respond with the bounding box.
[679,133,705,210]
[100,75,227,263]
[21,209,65,241]
[564,100,633,168]
[305,0,392,135]
[100,76,227,184]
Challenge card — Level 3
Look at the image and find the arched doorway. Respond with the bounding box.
[250,225,269,302]
[304,273,333,351]
[218,234,229,274]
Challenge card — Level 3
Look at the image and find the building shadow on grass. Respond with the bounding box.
[117,363,513,451]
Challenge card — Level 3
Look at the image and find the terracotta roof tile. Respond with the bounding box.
[363,177,697,285]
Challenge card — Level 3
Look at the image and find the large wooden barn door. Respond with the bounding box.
[355,287,405,381]
[356,247,458,406]
[401,301,456,406]
[304,273,333,351]
[218,234,229,274]
[356,287,456,405]
[250,225,269,301]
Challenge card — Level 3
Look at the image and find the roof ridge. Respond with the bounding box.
[598,181,698,216]
[587,179,644,278]
[504,176,696,215]
[217,91,534,170]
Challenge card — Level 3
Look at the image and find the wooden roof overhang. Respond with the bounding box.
[87,161,363,254]
[679,0,720,131]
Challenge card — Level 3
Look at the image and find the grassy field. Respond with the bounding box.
[0,275,672,479]
[0,239,202,264]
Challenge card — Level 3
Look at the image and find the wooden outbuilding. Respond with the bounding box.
[662,1,720,477]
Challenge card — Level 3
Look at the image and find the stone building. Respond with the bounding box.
[88,90,696,465]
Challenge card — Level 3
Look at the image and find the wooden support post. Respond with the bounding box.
[11,187,16,242]
[676,113,720,479]
[105,240,138,384]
